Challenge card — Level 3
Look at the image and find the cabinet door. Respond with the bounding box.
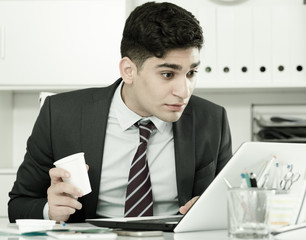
[0,0,125,86]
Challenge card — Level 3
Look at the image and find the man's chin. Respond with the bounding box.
[157,112,183,123]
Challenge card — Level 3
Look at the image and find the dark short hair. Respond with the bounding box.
[120,2,203,69]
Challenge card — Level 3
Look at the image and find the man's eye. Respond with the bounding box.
[162,72,174,79]
[187,70,198,78]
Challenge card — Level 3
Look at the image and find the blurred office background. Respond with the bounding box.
[0,0,305,221]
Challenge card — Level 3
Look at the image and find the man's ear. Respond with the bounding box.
[119,57,137,84]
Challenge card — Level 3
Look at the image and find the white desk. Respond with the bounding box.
[0,223,303,240]
[0,230,228,240]
[0,223,228,239]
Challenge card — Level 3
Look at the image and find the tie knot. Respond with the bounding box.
[137,121,155,143]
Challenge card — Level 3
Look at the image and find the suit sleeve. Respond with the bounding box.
[216,107,232,174]
[192,106,232,197]
[8,97,54,222]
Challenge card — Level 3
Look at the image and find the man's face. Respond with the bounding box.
[123,47,200,122]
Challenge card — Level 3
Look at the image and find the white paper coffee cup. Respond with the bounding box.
[54,152,92,196]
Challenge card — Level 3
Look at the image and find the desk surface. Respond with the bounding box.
[0,222,228,240]
[0,231,228,240]
[0,223,303,240]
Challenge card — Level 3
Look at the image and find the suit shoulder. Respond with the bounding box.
[53,88,102,102]
[48,79,121,106]
[188,95,224,112]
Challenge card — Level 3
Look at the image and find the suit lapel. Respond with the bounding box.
[81,80,121,218]
[173,105,195,206]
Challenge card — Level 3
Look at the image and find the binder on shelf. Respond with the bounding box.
[199,7,217,83]
[234,7,253,82]
[271,6,290,83]
[253,6,272,83]
[216,7,235,82]
[289,6,306,83]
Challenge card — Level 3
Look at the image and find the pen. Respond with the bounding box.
[250,172,258,188]
[240,173,248,188]
[60,221,66,227]
[223,177,232,188]
[272,162,281,189]
[244,170,252,188]
[256,160,268,181]
[265,161,281,189]
[257,155,276,188]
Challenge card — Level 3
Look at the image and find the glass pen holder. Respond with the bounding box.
[227,188,272,239]
[227,185,306,239]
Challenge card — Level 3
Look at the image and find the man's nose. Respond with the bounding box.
[172,77,190,99]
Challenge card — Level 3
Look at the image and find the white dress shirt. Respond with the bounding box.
[96,82,178,217]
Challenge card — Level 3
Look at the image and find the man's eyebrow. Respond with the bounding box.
[191,61,201,69]
[156,63,182,70]
[156,61,201,70]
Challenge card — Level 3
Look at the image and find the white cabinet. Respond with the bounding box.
[197,4,306,89]
[0,0,126,169]
[0,0,125,86]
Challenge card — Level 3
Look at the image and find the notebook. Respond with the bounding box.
[86,142,306,232]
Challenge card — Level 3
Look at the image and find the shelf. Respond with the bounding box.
[1,81,306,93]
[0,169,17,175]
[0,84,106,92]
[195,80,306,92]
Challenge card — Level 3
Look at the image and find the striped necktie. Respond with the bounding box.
[124,121,155,217]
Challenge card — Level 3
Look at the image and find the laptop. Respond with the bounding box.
[86,142,306,232]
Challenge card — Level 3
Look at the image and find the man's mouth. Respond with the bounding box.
[165,103,186,111]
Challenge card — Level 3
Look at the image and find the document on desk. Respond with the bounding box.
[0,222,113,237]
[46,231,117,239]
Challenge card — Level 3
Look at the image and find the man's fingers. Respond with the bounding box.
[189,196,199,205]
[48,195,82,211]
[179,196,200,215]
[48,181,83,198]
[47,166,86,222]
[48,206,76,222]
[184,196,199,209]
[49,167,70,185]
[47,188,83,222]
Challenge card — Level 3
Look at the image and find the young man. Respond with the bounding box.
[8,2,232,223]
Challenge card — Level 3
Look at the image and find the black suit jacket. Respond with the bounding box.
[8,78,232,222]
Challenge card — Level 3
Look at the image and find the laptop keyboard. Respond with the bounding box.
[129,215,183,223]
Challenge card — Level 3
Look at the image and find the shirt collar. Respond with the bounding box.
[113,81,170,133]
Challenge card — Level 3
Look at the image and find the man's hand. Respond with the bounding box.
[47,167,84,222]
[179,196,199,215]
